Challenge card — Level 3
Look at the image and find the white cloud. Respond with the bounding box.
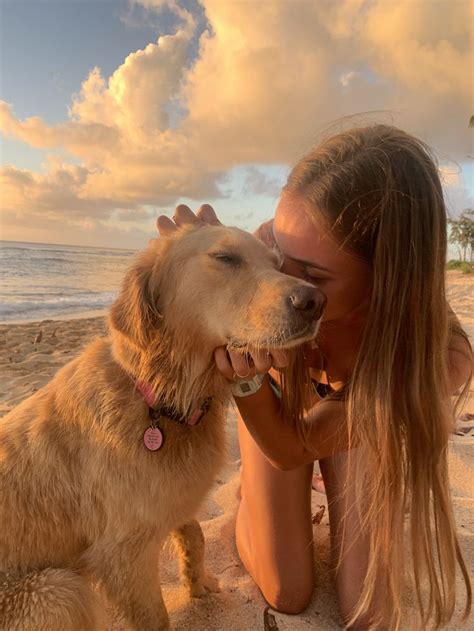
[1,0,472,239]
[339,71,358,89]
[440,162,474,219]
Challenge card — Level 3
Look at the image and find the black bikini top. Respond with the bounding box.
[312,379,334,399]
[268,374,334,400]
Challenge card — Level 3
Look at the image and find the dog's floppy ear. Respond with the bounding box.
[109,246,162,348]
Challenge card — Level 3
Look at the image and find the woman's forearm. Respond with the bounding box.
[234,376,310,470]
[234,376,349,470]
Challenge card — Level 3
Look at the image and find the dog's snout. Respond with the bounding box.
[287,286,326,322]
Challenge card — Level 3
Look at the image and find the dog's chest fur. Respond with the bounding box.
[68,339,227,534]
[0,337,227,567]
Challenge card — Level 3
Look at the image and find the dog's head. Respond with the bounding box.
[109,223,326,356]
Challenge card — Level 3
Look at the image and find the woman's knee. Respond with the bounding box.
[261,573,315,614]
[236,502,315,614]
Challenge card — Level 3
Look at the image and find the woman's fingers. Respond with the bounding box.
[268,349,289,368]
[214,347,236,381]
[214,347,256,380]
[214,346,289,383]
[197,204,222,225]
[229,351,256,379]
[157,203,221,238]
[156,215,178,236]
[251,349,273,374]
[173,204,201,227]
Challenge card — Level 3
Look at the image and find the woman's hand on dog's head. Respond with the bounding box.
[157,204,222,236]
[214,346,289,382]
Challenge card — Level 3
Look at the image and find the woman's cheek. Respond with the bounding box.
[320,281,348,320]
[320,289,337,320]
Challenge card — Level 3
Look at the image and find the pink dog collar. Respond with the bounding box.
[134,379,212,451]
[136,380,156,408]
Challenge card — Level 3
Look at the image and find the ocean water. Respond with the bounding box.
[0,241,137,323]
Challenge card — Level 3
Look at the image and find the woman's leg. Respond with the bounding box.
[320,450,382,629]
[236,415,315,614]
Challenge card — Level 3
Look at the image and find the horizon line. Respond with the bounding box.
[0,238,139,252]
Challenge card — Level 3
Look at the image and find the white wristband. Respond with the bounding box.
[230,372,265,398]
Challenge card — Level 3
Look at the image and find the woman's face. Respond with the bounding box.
[273,193,372,324]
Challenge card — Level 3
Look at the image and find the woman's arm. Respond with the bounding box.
[235,322,471,471]
[448,343,472,394]
[233,374,348,470]
[447,307,472,393]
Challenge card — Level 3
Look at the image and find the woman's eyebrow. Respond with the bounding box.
[271,223,332,272]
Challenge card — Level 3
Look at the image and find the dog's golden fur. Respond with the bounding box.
[0,223,323,630]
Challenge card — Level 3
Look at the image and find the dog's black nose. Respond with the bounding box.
[287,286,327,322]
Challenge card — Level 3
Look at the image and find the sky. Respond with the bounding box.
[0,0,473,249]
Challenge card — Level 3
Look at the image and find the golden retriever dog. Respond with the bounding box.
[0,222,325,630]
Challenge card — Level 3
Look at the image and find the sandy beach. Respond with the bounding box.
[0,270,472,630]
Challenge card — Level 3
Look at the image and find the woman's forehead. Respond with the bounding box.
[273,194,367,273]
[273,196,335,263]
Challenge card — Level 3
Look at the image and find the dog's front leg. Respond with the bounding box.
[88,537,170,631]
[171,519,220,598]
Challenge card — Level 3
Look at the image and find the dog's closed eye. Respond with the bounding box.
[209,252,242,267]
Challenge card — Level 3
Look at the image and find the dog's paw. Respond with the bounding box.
[189,572,220,598]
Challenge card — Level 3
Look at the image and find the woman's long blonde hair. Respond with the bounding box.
[281,124,472,629]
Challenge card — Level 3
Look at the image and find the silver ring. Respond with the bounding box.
[234,367,252,379]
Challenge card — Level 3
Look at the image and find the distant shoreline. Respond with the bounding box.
[0,240,134,324]
[0,238,139,253]
[0,309,108,328]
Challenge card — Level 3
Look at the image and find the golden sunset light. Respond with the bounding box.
[0,5,473,630]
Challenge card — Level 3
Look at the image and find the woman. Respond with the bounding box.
[157,125,472,629]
